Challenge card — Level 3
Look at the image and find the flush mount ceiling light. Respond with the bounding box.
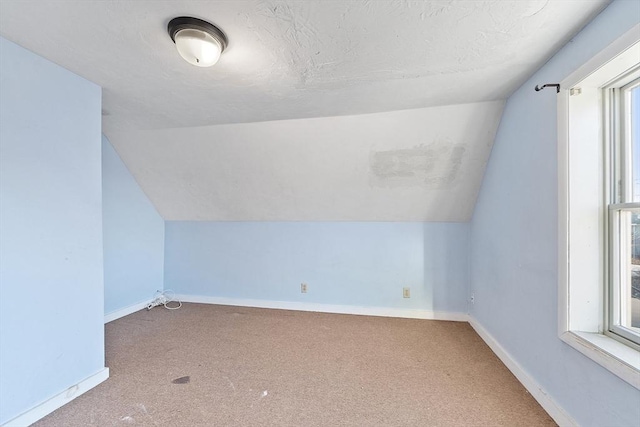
[168,17,228,67]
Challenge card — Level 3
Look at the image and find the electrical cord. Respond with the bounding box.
[146,290,182,311]
[162,289,182,310]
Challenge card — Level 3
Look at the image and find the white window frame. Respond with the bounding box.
[558,23,640,390]
[607,74,640,348]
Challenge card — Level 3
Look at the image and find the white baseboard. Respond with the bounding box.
[468,318,576,427]
[1,367,109,427]
[174,294,469,322]
[104,298,154,323]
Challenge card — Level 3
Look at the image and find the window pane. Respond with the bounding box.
[612,208,640,343]
[630,212,640,330]
[631,86,640,202]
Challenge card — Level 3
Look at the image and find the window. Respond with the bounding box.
[607,74,640,348]
[559,24,640,390]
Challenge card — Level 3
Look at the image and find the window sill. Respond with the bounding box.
[560,331,640,389]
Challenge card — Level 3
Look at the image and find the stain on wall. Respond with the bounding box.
[370,143,465,188]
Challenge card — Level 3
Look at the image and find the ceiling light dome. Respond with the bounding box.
[168,17,228,67]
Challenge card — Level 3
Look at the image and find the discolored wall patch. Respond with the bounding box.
[370,143,465,188]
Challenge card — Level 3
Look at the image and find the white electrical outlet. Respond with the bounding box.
[403,287,410,298]
[301,283,308,293]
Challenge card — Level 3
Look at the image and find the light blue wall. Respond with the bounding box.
[0,37,104,424]
[103,136,164,315]
[469,1,640,426]
[165,222,469,313]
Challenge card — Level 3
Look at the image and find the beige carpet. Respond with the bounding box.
[34,303,555,426]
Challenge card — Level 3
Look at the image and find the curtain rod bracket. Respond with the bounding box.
[535,83,560,93]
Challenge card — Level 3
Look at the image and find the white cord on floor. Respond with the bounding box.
[147,290,182,311]
[162,289,182,310]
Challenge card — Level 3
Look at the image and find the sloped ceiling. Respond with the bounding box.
[110,101,504,221]
[0,0,609,221]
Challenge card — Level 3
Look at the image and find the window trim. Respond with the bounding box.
[558,23,640,390]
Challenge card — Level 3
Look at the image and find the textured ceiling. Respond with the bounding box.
[0,0,610,221]
[0,0,608,132]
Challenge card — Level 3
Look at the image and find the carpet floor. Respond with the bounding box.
[34,303,555,426]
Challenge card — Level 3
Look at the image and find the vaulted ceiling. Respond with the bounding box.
[0,0,609,221]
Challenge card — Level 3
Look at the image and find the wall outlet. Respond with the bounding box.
[403,287,410,298]
[301,283,308,293]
